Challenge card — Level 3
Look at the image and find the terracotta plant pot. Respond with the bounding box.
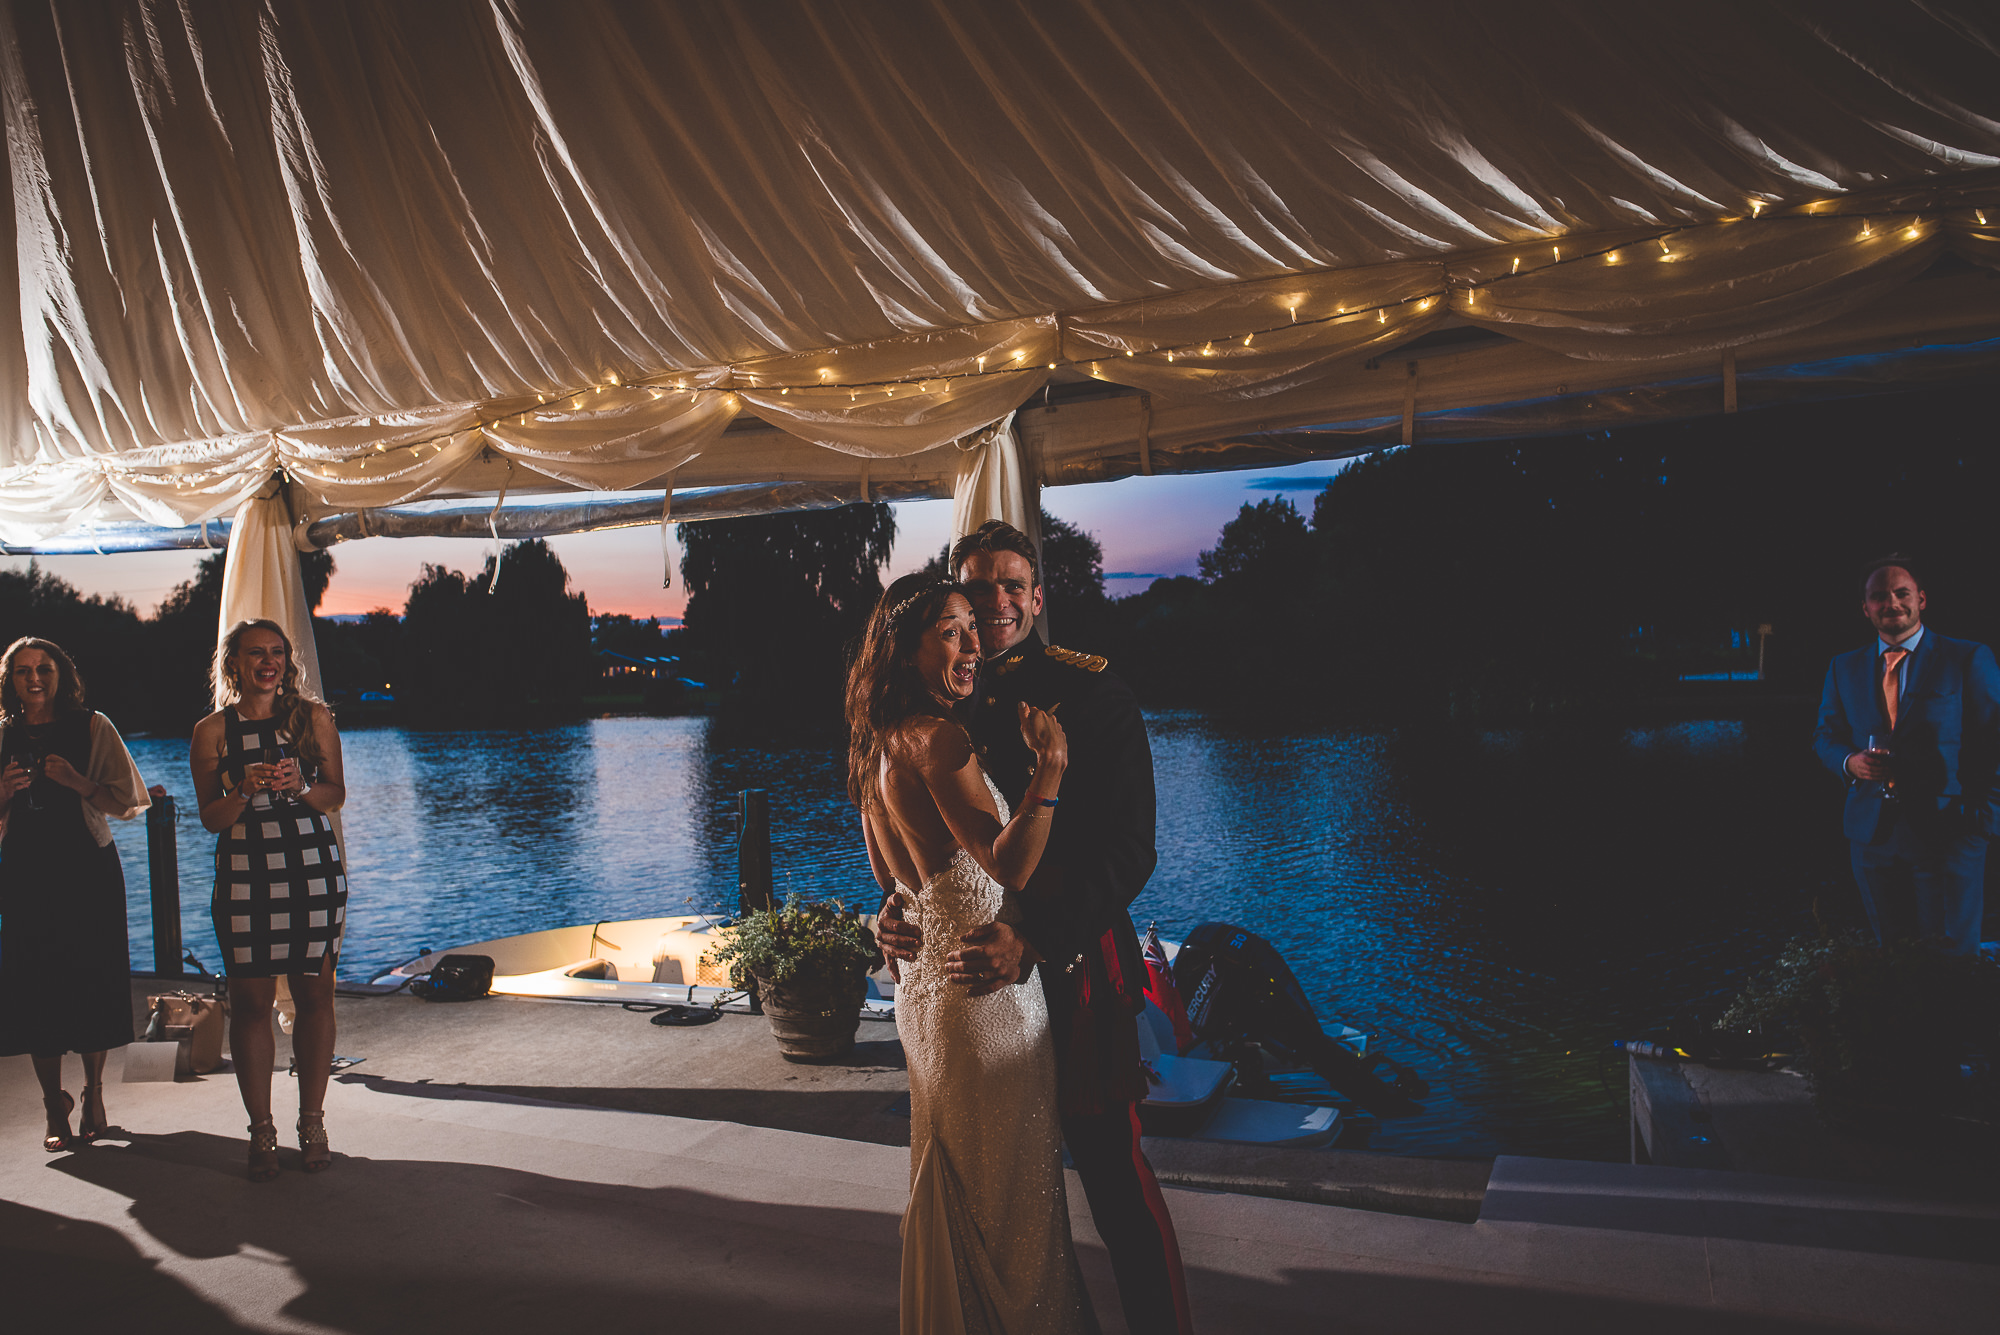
[753,969,868,1062]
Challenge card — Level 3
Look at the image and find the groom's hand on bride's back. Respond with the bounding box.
[877,891,921,982]
[949,922,1030,996]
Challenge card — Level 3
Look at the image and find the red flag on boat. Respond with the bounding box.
[1142,924,1197,1054]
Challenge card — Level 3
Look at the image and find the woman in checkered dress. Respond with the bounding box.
[190,619,348,1181]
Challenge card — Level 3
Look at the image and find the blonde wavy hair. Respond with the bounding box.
[213,619,329,775]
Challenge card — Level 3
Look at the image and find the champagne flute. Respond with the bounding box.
[4,748,38,810]
[261,742,293,806]
[21,745,45,811]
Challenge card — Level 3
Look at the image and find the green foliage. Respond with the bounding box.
[1719,932,2000,1121]
[702,896,878,990]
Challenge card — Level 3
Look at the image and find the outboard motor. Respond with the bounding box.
[1173,922,1423,1116]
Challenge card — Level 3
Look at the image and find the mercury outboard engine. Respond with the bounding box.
[1173,922,1423,1116]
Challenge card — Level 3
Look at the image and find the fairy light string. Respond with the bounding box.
[151,197,1984,493]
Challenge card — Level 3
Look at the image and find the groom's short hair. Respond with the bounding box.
[951,521,1040,587]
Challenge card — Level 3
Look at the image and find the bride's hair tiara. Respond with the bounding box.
[887,580,957,628]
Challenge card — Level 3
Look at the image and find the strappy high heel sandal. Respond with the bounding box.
[41,1092,73,1153]
[297,1111,331,1174]
[76,1083,108,1143]
[246,1119,280,1182]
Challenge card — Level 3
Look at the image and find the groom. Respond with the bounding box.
[879,520,1191,1335]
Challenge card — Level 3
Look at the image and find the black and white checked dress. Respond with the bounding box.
[210,706,347,977]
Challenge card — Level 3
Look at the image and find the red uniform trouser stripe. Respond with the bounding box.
[1062,1103,1194,1334]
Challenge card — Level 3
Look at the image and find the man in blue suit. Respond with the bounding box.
[1813,555,2000,955]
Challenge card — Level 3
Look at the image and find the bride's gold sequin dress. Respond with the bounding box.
[896,770,1097,1335]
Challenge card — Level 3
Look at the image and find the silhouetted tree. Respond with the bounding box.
[0,562,150,725]
[396,540,593,724]
[678,503,895,731]
[1199,497,1314,589]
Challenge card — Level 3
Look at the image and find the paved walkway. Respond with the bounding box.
[5,1044,1995,1333]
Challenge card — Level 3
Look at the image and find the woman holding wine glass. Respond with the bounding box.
[0,637,150,1152]
[190,620,347,1180]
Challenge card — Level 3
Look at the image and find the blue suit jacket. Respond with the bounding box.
[1813,630,2000,843]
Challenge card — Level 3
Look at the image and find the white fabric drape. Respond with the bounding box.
[1,1,1997,548]
[218,492,323,703]
[950,415,1032,544]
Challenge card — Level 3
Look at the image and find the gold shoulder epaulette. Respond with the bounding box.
[1046,645,1108,672]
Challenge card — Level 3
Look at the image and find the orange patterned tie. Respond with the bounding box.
[1882,647,1909,731]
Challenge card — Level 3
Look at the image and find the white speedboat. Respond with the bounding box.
[374,913,1353,1149]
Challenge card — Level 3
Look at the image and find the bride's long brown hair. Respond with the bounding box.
[845,574,966,811]
[213,619,330,775]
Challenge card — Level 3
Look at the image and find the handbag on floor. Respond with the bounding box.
[414,954,494,1001]
[144,991,226,1075]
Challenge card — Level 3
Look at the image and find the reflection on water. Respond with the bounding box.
[119,706,1845,1161]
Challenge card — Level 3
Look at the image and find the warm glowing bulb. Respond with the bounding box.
[1166,350,1175,362]
[1012,350,1025,360]
[1047,362,1056,369]
[1606,250,1621,265]
[1511,256,1520,274]
[1904,224,1920,239]
[1378,308,1387,323]
[1749,200,1763,216]
[1860,222,1874,238]
[1243,334,1253,346]
[977,356,986,370]
[781,386,789,395]
[1288,304,1298,322]
[1553,245,1561,260]
[1979,210,1990,226]
[1124,349,1134,357]
[819,368,833,381]
[1659,237,1670,253]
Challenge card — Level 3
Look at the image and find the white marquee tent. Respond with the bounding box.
[2,0,1998,679]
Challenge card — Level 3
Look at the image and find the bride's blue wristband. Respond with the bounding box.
[1035,797,1059,807]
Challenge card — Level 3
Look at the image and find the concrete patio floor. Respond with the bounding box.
[2,990,1994,1333]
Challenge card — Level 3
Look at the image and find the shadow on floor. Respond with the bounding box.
[48,1129,902,1331]
[35,1127,1882,1335]
[338,1070,916,1147]
[0,1196,258,1331]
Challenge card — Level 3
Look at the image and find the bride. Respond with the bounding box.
[848,573,1098,1334]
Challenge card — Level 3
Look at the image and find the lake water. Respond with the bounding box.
[114,707,1845,1161]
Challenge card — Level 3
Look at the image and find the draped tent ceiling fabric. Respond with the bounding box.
[1,0,1999,545]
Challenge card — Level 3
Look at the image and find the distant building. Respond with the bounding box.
[598,652,705,691]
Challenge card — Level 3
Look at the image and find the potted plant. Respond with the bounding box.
[1718,931,1999,1132]
[703,896,879,1061]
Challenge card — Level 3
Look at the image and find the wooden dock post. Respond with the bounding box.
[147,793,182,975]
[738,788,773,916]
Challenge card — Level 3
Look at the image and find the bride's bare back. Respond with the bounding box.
[862,705,1067,902]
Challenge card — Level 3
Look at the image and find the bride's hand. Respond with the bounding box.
[1018,702,1066,774]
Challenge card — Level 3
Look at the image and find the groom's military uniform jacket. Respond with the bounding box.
[967,632,1157,1114]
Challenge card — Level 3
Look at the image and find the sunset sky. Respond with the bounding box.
[8,460,1350,623]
